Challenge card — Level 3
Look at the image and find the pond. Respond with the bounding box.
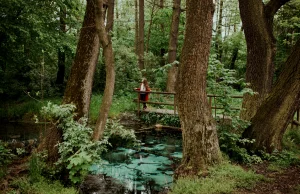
[91,129,183,193]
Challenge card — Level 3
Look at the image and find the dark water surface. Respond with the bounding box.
[91,130,183,193]
[0,122,44,141]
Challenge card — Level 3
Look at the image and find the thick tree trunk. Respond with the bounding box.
[93,0,115,141]
[63,0,100,119]
[242,39,300,153]
[239,0,290,121]
[166,0,181,93]
[138,0,144,70]
[175,0,221,178]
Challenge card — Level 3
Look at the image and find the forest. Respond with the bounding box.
[0,0,300,193]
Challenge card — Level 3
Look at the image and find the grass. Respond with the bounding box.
[0,93,136,123]
[170,162,265,194]
[8,177,77,194]
[0,97,61,121]
[89,93,136,123]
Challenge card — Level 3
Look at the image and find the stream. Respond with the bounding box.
[0,122,183,193]
[91,130,183,193]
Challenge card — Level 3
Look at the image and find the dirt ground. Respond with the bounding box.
[235,163,300,194]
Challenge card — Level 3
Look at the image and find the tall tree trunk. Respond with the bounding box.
[166,0,181,92]
[63,0,100,119]
[138,0,145,70]
[242,39,300,153]
[215,0,223,62]
[146,1,156,53]
[175,0,221,178]
[93,0,115,141]
[239,0,290,121]
[56,8,66,88]
[135,0,139,55]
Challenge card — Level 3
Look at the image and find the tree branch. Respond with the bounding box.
[264,0,290,18]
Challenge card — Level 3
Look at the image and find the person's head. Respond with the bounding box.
[142,78,148,85]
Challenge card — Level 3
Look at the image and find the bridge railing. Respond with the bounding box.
[133,90,243,117]
[133,90,300,127]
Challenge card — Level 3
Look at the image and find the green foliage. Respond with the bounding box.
[104,119,140,149]
[29,153,45,183]
[89,93,136,123]
[141,112,180,127]
[0,0,84,99]
[170,162,264,194]
[283,128,300,151]
[0,141,15,178]
[11,176,76,194]
[40,102,109,183]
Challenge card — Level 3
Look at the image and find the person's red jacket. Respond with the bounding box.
[135,84,151,101]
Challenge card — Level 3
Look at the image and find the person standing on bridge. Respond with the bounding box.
[136,78,151,110]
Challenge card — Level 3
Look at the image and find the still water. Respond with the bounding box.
[91,130,182,193]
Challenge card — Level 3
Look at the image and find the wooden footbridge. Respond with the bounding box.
[134,90,300,127]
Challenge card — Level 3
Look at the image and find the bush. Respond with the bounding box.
[0,141,15,178]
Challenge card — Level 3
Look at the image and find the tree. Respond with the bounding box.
[242,38,300,153]
[93,0,115,141]
[138,0,145,70]
[63,0,100,119]
[215,0,224,62]
[239,0,290,121]
[175,0,221,177]
[166,0,181,92]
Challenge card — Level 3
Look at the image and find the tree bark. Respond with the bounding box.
[215,0,223,62]
[239,0,290,121]
[93,0,115,141]
[175,0,221,178]
[135,0,139,55]
[63,0,100,119]
[146,1,156,53]
[166,0,181,92]
[138,0,145,70]
[242,39,300,153]
[56,8,66,88]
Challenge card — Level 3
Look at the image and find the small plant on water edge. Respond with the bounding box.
[141,112,180,127]
[104,119,140,149]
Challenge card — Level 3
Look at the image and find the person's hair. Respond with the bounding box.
[142,78,149,88]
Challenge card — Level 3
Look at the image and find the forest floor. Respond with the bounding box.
[234,162,300,194]
[1,157,300,194]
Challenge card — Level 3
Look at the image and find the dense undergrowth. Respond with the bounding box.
[1,92,300,194]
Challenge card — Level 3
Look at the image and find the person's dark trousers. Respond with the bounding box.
[140,93,147,109]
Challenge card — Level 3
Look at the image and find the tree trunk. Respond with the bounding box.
[239,0,290,121]
[215,0,223,62]
[138,0,144,70]
[146,1,156,53]
[242,39,300,153]
[56,8,66,88]
[175,0,221,178]
[135,0,139,55]
[63,0,100,119]
[93,0,115,141]
[166,0,181,92]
